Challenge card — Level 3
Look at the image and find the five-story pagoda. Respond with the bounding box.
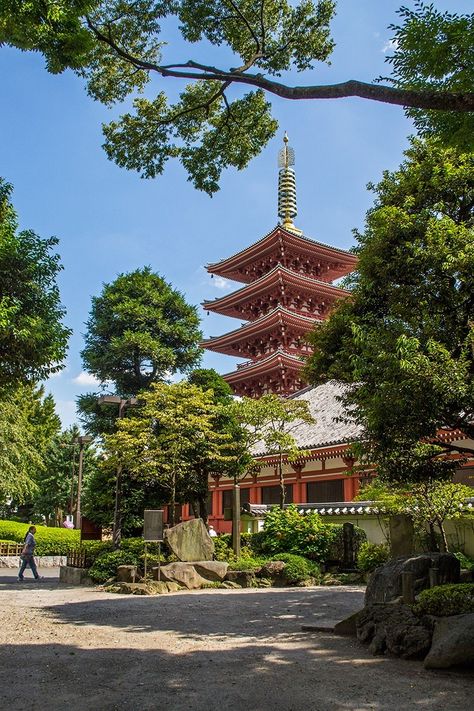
[201,135,357,397]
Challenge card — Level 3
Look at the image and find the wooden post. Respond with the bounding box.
[232,483,241,557]
[429,567,439,588]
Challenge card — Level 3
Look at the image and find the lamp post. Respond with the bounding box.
[74,435,92,530]
[98,395,138,548]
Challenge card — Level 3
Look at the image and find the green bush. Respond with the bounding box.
[0,538,18,545]
[327,525,367,563]
[454,551,474,571]
[414,584,474,617]
[213,534,233,561]
[270,553,320,584]
[0,520,80,555]
[357,542,390,573]
[260,506,337,563]
[88,550,140,583]
[227,554,266,571]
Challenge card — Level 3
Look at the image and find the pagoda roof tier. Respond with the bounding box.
[200,307,319,358]
[202,264,348,321]
[222,350,305,397]
[206,225,357,284]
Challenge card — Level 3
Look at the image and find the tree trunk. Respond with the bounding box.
[278,448,285,509]
[437,518,449,553]
[198,494,208,525]
[428,522,439,552]
[190,500,199,519]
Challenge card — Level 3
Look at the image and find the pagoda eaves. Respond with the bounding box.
[200,306,318,359]
[203,264,349,321]
[206,224,357,285]
[223,349,305,397]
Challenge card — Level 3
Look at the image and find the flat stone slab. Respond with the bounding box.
[164,519,214,562]
[158,562,208,590]
[424,613,474,669]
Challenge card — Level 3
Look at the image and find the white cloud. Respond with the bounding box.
[382,38,398,54]
[73,371,101,386]
[55,400,77,428]
[212,275,232,290]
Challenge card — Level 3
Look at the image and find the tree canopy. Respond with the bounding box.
[0,179,70,389]
[304,138,474,484]
[0,2,473,192]
[81,266,202,396]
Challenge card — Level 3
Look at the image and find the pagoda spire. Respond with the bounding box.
[278,132,302,234]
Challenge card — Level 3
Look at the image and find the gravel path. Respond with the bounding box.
[0,569,472,711]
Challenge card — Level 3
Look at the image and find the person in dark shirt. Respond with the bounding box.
[18,525,42,581]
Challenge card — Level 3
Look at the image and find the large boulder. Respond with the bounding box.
[193,561,228,581]
[356,604,432,659]
[116,565,138,583]
[225,570,257,588]
[424,613,474,669]
[365,553,460,606]
[164,519,214,562]
[157,562,206,589]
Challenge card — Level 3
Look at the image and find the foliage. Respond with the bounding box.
[260,505,336,563]
[305,139,474,486]
[0,385,61,506]
[358,478,473,553]
[0,520,79,555]
[88,549,139,583]
[270,552,320,584]
[1,4,473,192]
[454,551,474,572]
[357,541,390,573]
[227,553,266,571]
[81,267,202,396]
[386,3,474,149]
[413,583,474,617]
[0,179,70,388]
[327,524,367,563]
[104,381,238,521]
[231,395,314,507]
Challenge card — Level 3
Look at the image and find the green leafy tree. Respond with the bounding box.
[0,385,61,508]
[104,381,238,524]
[359,479,474,553]
[31,425,100,526]
[305,138,474,485]
[231,394,314,508]
[0,3,473,192]
[81,267,202,395]
[0,179,70,389]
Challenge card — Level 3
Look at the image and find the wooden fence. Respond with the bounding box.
[0,542,23,556]
[67,549,92,569]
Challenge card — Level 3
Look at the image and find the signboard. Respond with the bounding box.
[143,509,164,542]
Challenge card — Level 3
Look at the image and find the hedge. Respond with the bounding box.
[414,584,474,617]
[0,520,80,555]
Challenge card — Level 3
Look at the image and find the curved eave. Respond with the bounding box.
[223,350,304,384]
[200,307,320,355]
[202,264,349,319]
[207,225,357,283]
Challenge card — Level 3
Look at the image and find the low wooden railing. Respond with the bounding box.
[67,549,92,569]
[0,542,23,556]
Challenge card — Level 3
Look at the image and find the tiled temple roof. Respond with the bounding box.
[252,380,362,456]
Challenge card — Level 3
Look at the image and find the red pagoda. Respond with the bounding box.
[201,134,357,397]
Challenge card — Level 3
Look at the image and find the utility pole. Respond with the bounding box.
[98,395,138,548]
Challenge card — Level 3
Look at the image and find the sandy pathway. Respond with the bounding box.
[0,570,472,711]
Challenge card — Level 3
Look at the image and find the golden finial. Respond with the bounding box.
[277,133,301,234]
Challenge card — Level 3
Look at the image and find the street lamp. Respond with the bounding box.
[74,435,92,531]
[98,395,138,548]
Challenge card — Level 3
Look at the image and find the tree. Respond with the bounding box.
[81,267,202,395]
[0,179,70,389]
[31,425,100,526]
[358,479,474,553]
[0,385,61,508]
[0,3,473,193]
[304,138,474,484]
[231,394,314,508]
[103,381,237,525]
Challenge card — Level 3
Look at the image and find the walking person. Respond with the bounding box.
[18,526,42,581]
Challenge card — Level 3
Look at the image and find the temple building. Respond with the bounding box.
[201,134,357,397]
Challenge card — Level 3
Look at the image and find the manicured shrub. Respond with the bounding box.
[0,520,80,554]
[414,583,474,617]
[260,506,337,563]
[357,541,390,572]
[88,550,140,583]
[270,553,320,584]
[227,554,266,571]
[213,534,233,561]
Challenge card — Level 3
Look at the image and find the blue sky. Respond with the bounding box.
[1,1,469,427]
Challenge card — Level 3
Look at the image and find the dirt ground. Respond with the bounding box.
[0,568,472,711]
